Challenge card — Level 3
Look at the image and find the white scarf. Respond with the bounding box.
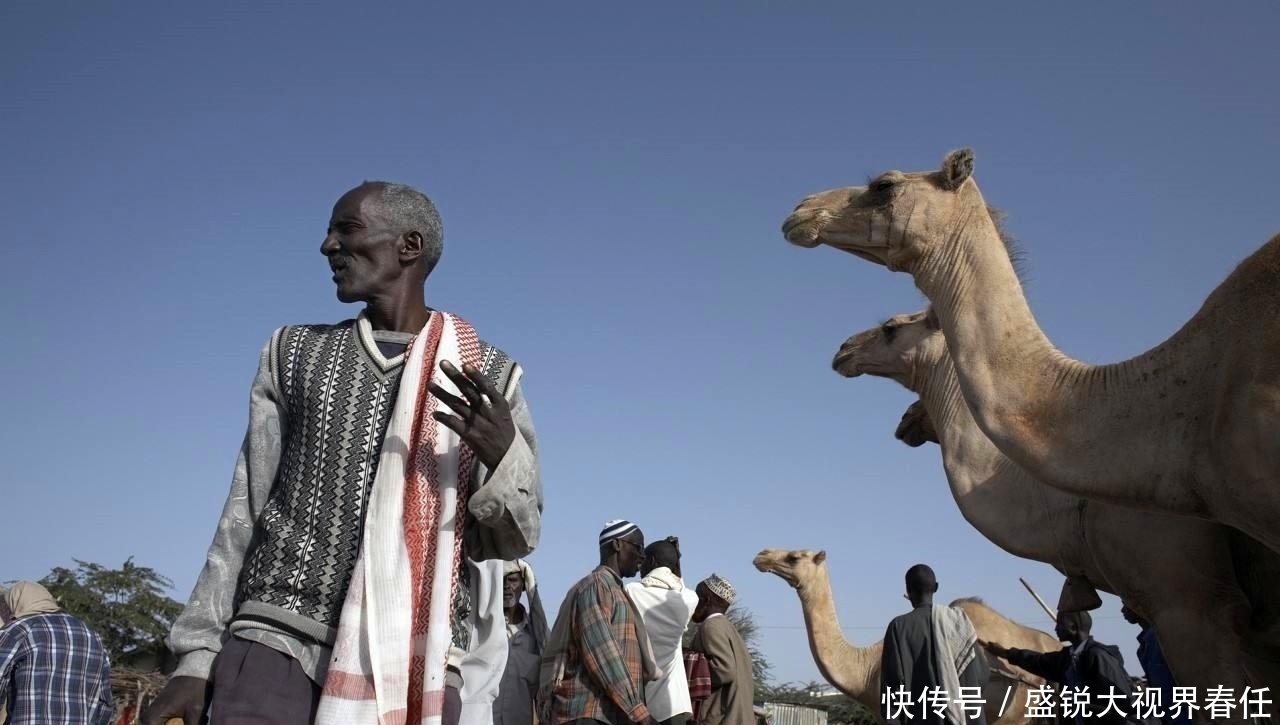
[932,604,979,725]
[316,311,486,725]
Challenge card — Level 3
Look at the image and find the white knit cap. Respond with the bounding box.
[701,573,737,605]
[600,519,639,545]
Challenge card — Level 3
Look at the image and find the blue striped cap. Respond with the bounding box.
[600,519,639,545]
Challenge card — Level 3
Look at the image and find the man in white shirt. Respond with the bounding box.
[625,537,699,725]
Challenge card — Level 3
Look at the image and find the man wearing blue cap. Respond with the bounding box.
[537,520,660,725]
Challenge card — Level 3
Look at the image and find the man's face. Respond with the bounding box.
[1055,617,1078,643]
[320,185,407,303]
[616,533,646,578]
[503,571,525,609]
[691,583,716,624]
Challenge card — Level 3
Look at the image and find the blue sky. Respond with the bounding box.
[3,1,1277,687]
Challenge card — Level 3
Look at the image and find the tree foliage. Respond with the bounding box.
[37,558,182,669]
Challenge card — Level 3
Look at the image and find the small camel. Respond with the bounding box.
[781,149,1280,556]
[754,547,1060,725]
[833,311,1280,695]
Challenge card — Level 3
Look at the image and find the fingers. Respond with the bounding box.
[429,383,472,417]
[439,360,507,411]
[432,411,469,436]
[439,361,485,407]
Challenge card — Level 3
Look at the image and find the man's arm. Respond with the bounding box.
[988,645,1068,683]
[700,618,739,687]
[92,646,115,725]
[0,625,29,709]
[879,620,907,725]
[469,380,541,560]
[572,578,651,724]
[166,333,286,679]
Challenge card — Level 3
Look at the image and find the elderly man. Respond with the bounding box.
[538,520,660,725]
[880,564,988,725]
[688,575,753,725]
[0,581,114,725]
[146,182,543,725]
[495,559,548,725]
[626,537,699,725]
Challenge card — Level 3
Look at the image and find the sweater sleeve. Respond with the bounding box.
[468,379,542,560]
[167,332,287,679]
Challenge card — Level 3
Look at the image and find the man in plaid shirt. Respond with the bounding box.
[0,582,114,725]
[538,520,661,725]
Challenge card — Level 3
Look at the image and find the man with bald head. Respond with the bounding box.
[626,537,699,725]
[880,564,988,725]
[147,182,543,725]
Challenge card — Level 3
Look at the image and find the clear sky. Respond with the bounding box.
[3,1,1277,687]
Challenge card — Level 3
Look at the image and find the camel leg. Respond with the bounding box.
[1151,600,1254,725]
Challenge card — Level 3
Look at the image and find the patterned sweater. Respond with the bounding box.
[168,314,542,683]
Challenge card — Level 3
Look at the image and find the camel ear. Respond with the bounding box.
[814,550,827,564]
[940,148,974,190]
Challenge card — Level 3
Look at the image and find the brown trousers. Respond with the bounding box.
[208,638,461,725]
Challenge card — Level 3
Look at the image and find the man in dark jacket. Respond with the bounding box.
[983,611,1138,725]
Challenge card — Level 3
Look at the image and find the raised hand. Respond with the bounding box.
[430,360,515,471]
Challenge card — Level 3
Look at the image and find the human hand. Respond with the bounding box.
[142,676,211,725]
[979,639,1008,658]
[430,360,515,470]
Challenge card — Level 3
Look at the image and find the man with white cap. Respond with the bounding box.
[495,559,548,725]
[688,575,753,725]
[537,520,660,725]
[625,537,699,725]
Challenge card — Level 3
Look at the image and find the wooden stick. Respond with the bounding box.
[1019,577,1057,623]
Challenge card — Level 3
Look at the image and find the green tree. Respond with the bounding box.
[38,558,182,670]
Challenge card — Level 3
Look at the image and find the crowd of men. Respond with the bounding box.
[1,181,1190,725]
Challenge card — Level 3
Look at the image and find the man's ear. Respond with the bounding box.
[401,230,424,261]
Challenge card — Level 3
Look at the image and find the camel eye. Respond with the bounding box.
[881,323,896,340]
[872,178,897,193]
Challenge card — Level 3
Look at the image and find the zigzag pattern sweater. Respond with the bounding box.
[167,314,542,683]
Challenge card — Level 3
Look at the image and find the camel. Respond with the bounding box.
[753,547,1061,725]
[832,310,1280,697]
[781,148,1280,556]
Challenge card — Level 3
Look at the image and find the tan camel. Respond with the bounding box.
[781,149,1280,555]
[753,548,1060,725]
[833,311,1280,694]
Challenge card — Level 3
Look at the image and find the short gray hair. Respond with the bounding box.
[364,181,444,276]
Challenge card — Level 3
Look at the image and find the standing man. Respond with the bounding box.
[1119,604,1190,725]
[880,564,988,725]
[145,181,542,725]
[626,537,699,725]
[984,611,1138,725]
[495,560,549,725]
[538,520,660,725]
[0,581,115,725]
[688,575,754,725]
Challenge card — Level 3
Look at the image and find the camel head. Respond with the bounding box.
[831,309,942,388]
[895,400,939,448]
[754,548,828,591]
[781,148,977,271]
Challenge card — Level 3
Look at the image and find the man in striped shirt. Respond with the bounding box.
[0,581,114,725]
[538,520,661,725]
